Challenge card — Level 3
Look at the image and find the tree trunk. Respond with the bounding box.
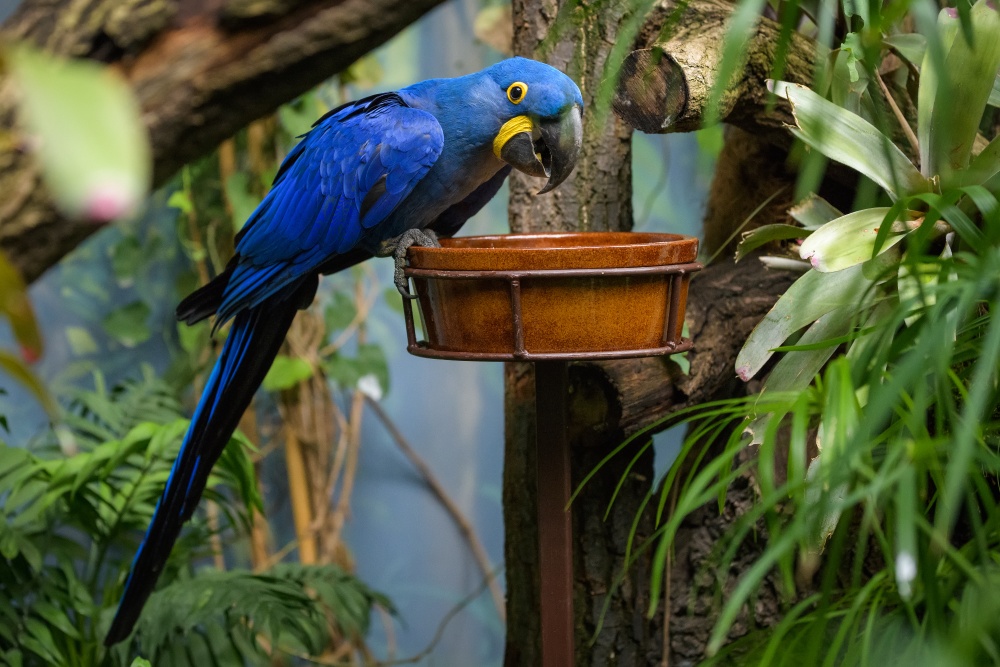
[1,0,446,282]
[504,0,649,664]
[504,2,810,665]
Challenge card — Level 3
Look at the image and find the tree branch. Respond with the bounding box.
[364,395,506,624]
[613,0,817,136]
[1,0,447,282]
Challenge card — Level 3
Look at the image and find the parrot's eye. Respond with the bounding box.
[507,82,527,104]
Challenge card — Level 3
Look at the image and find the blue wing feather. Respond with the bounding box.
[106,93,443,646]
[212,95,442,325]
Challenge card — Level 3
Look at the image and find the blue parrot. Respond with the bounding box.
[104,56,583,645]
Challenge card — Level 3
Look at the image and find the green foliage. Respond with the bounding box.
[101,302,152,349]
[0,373,387,666]
[608,0,1000,662]
[127,564,391,664]
[324,343,390,398]
[262,355,315,392]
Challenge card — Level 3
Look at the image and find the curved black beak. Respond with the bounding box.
[495,105,583,194]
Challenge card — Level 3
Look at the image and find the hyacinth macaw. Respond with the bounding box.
[104,56,583,645]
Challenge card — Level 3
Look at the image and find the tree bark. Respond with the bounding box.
[505,1,646,664]
[504,1,809,665]
[1,0,446,282]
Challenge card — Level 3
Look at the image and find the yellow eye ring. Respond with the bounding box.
[506,82,528,104]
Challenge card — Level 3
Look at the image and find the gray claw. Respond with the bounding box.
[377,228,441,299]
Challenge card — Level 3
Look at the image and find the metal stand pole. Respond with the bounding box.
[534,360,574,667]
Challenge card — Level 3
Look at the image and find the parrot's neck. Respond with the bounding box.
[401,73,507,162]
[395,74,509,225]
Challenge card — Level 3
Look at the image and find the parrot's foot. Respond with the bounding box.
[377,228,441,299]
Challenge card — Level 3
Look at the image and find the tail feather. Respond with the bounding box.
[104,279,313,646]
[176,263,234,325]
[177,248,370,327]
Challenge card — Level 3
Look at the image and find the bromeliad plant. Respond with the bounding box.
[623,2,1000,663]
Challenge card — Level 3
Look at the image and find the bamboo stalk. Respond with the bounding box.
[240,408,272,569]
[284,425,318,564]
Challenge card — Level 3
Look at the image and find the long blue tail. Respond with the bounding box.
[104,284,309,645]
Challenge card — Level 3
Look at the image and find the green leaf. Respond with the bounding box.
[224,172,262,233]
[167,189,193,216]
[894,463,918,599]
[958,133,1000,187]
[0,251,42,362]
[134,564,389,663]
[771,80,930,198]
[989,72,1000,107]
[799,207,912,272]
[177,320,209,356]
[744,307,854,447]
[763,306,855,394]
[924,1,1000,183]
[31,602,80,639]
[736,264,871,381]
[357,343,390,394]
[324,291,357,332]
[102,301,151,347]
[4,43,150,221]
[736,224,808,262]
[130,659,152,667]
[324,343,390,396]
[829,47,869,114]
[110,235,144,287]
[22,618,63,664]
[278,92,323,139]
[884,33,926,66]
[261,355,314,392]
[788,194,843,230]
[65,326,98,356]
[918,8,961,177]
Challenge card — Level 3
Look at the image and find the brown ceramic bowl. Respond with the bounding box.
[404,232,700,361]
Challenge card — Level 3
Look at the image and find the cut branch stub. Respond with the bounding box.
[612,0,817,135]
[613,48,689,134]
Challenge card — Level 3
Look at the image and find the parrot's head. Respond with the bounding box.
[484,57,584,194]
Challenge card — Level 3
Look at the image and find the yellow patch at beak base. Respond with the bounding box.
[493,115,535,159]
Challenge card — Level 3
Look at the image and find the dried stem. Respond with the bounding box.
[374,569,502,666]
[319,264,381,357]
[328,388,364,549]
[875,69,920,159]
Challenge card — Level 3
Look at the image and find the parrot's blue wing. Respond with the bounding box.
[105,94,442,646]
[215,93,444,325]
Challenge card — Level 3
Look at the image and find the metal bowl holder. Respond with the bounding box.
[401,260,702,667]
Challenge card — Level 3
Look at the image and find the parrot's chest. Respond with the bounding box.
[363,145,503,247]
